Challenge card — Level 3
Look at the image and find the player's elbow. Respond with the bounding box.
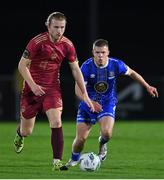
[18,57,31,73]
[18,61,22,73]
[18,58,25,73]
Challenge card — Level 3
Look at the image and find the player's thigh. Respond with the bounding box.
[20,93,42,121]
[20,113,36,136]
[99,116,115,137]
[43,91,63,112]
[76,123,92,140]
[46,108,63,128]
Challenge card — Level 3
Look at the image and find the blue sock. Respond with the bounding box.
[71,152,80,161]
[100,136,109,145]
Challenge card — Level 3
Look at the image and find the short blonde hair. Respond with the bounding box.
[45,12,67,26]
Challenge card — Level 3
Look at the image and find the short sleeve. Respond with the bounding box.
[25,39,39,59]
[81,63,89,82]
[117,60,128,75]
[66,43,77,63]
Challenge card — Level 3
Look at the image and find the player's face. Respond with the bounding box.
[48,19,66,42]
[92,46,109,67]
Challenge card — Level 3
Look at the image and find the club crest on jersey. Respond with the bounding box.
[94,81,109,93]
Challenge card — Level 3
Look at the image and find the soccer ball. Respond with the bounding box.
[79,152,101,172]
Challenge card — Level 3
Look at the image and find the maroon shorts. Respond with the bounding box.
[20,90,63,119]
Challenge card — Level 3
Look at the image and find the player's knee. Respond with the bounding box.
[21,128,33,136]
[49,120,62,128]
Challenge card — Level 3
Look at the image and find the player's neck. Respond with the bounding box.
[48,34,62,43]
[94,59,109,68]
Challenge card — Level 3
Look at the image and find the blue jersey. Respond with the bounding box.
[77,57,128,124]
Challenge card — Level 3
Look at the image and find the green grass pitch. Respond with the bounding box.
[0,120,164,179]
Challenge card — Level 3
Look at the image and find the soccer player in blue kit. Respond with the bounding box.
[60,39,158,170]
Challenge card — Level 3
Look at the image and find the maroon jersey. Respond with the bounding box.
[23,32,77,93]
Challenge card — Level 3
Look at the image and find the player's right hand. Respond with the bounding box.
[31,84,45,96]
[146,86,158,98]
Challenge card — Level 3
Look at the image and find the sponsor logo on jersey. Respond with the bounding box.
[109,71,115,76]
[90,74,95,78]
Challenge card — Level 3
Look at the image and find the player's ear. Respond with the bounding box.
[92,49,94,56]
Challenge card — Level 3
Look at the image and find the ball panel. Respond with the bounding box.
[79,152,101,171]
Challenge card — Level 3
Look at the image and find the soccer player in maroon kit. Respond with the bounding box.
[13,12,95,170]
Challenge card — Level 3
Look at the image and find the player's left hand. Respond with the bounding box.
[147,86,158,98]
[91,100,103,113]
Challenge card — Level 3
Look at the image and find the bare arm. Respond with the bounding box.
[18,56,45,96]
[127,67,158,97]
[75,82,85,100]
[69,61,95,112]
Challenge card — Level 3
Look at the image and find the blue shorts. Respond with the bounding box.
[76,102,116,125]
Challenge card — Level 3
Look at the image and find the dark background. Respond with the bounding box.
[1,0,163,75]
[0,0,163,120]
